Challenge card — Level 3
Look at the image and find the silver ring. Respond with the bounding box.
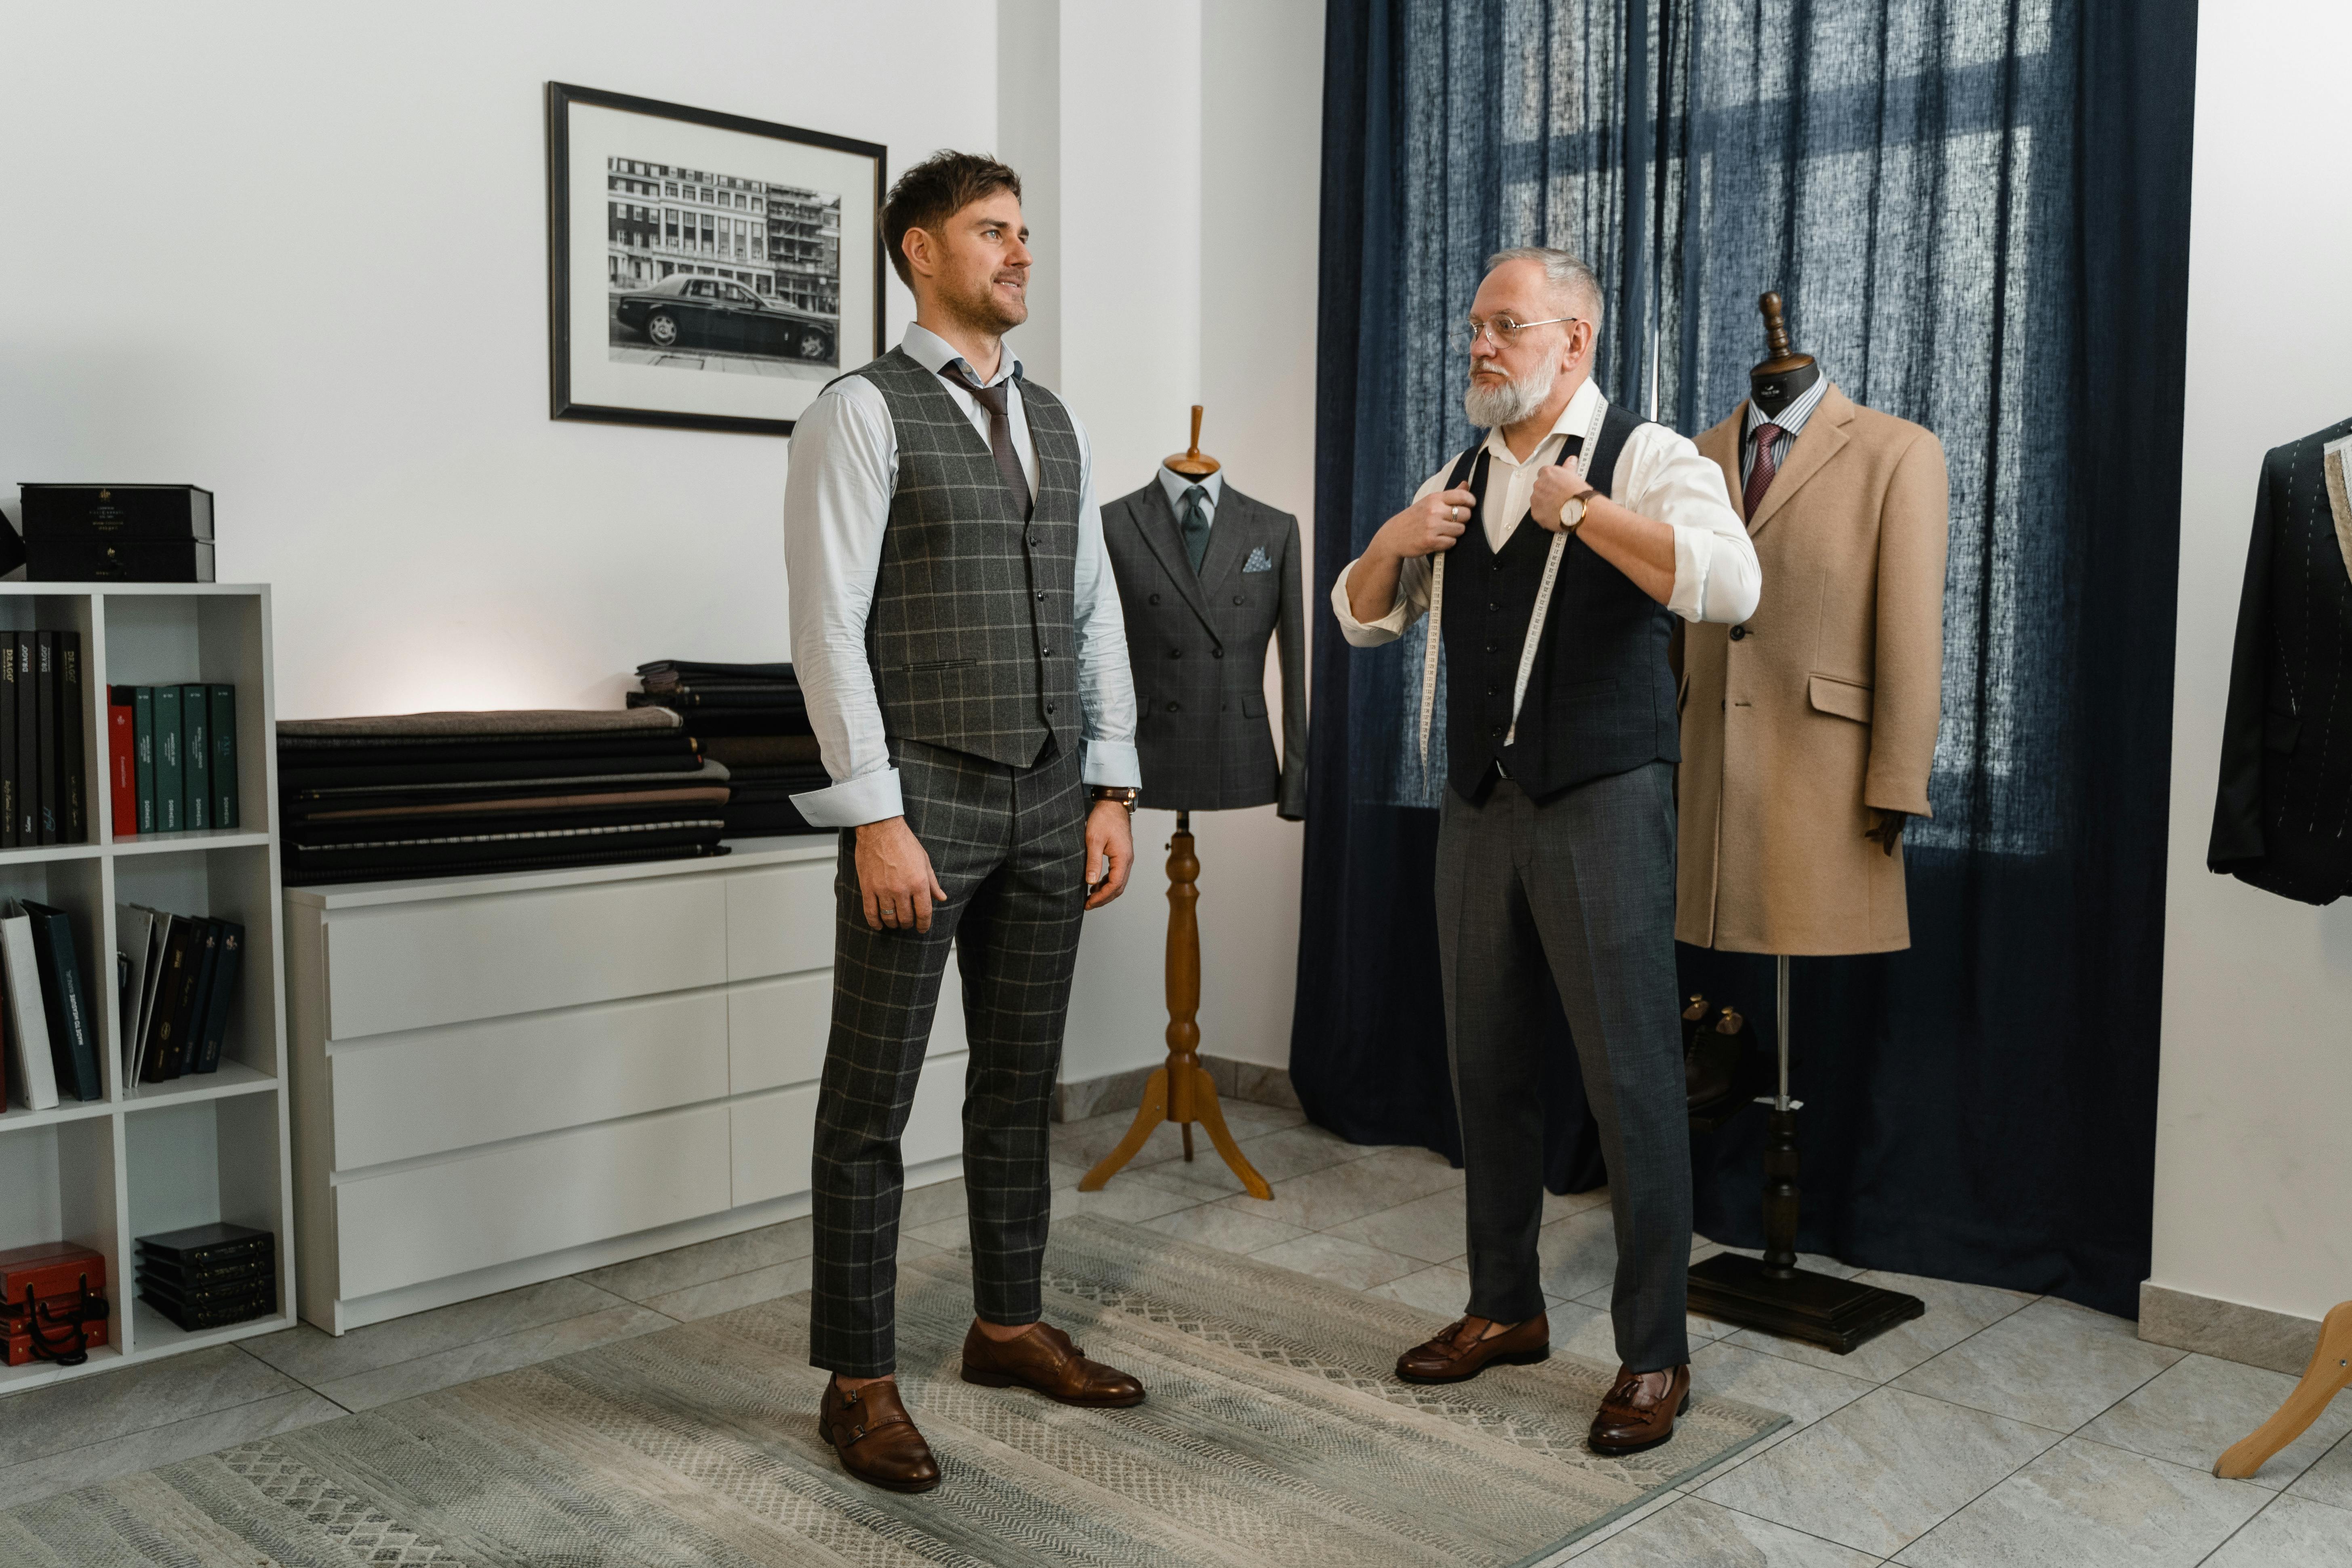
[1449,505,1463,522]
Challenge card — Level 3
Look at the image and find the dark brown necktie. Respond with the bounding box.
[939,362,1033,519]
[1743,422,1786,518]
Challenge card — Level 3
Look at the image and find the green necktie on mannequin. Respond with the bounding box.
[1179,484,1211,575]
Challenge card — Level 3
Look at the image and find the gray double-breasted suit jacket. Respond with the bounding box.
[1101,476,1307,819]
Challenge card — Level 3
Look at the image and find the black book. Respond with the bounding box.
[33,632,56,844]
[20,631,44,844]
[58,630,84,844]
[139,917,207,1082]
[177,923,223,1079]
[135,1221,272,1267]
[191,920,243,1074]
[137,1284,273,1332]
[19,484,214,540]
[0,640,17,850]
[18,900,100,1102]
[135,1250,270,1290]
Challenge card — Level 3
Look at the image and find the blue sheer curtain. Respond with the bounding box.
[1298,0,2194,1314]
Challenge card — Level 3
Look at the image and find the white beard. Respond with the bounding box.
[1463,359,1557,429]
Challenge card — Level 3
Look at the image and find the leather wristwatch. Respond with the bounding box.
[1557,492,1588,532]
[1088,786,1140,812]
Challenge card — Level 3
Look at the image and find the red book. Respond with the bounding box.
[108,688,137,838]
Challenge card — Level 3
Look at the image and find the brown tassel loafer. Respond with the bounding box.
[1395,1313,1552,1384]
[818,1376,941,1492]
[1587,1363,1692,1455]
[960,1321,1146,1408]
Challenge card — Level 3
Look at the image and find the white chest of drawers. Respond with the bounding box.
[285,837,967,1334]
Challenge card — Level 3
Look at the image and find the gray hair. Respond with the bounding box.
[1486,246,1603,335]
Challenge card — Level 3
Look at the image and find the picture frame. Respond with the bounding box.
[545,81,887,437]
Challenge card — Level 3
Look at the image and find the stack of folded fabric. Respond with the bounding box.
[630,661,830,840]
[277,708,731,885]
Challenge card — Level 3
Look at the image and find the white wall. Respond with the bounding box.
[2152,0,2352,1325]
[1032,0,1323,1077]
[1,0,1324,1081]
[0,0,988,718]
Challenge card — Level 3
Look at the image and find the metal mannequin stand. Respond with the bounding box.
[1685,956,1925,1352]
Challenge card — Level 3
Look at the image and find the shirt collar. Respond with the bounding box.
[901,322,1021,387]
[1159,465,1223,512]
[1744,373,1828,441]
[1481,375,1607,466]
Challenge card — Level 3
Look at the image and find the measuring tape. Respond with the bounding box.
[1417,396,1609,774]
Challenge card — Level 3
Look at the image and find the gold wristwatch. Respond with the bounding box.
[1557,492,1588,532]
[1089,786,1140,812]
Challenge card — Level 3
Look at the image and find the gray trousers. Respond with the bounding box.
[808,737,1087,1377]
[1435,762,1692,1372]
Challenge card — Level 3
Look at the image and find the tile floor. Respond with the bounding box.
[2,1102,2345,1567]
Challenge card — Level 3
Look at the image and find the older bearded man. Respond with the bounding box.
[1333,247,1760,1453]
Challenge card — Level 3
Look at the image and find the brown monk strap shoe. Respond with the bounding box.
[960,1320,1146,1408]
[1395,1313,1551,1384]
[818,1376,941,1492]
[1588,1363,1692,1455]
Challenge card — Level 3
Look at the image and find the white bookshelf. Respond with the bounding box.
[0,583,291,1392]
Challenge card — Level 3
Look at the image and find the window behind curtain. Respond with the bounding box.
[1357,0,2076,856]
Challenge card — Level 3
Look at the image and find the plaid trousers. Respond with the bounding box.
[807,737,1089,1376]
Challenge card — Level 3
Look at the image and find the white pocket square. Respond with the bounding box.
[1242,546,1274,572]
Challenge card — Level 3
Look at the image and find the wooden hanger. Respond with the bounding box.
[1750,293,1822,419]
[1164,405,1221,478]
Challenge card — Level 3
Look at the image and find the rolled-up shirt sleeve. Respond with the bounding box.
[1328,469,1443,645]
[1620,425,1761,625]
[784,381,905,828]
[1068,418,1141,787]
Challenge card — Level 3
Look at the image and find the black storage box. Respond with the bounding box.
[27,539,214,583]
[18,484,213,541]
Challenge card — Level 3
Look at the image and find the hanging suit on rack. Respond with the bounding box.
[1678,383,1950,955]
[2208,417,2352,905]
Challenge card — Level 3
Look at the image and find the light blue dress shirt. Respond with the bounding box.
[782,324,1141,827]
[1740,372,1830,491]
[1158,464,1223,530]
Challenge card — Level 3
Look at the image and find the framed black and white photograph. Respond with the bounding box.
[546,81,885,436]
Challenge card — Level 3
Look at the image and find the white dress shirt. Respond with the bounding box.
[1331,378,1761,644]
[1740,372,1830,490]
[1158,464,1223,528]
[783,324,1141,827]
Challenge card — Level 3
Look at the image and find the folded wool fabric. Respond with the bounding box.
[279,751,707,793]
[276,731,695,760]
[298,786,733,823]
[278,707,682,740]
[632,709,818,738]
[636,660,796,682]
[286,760,730,808]
[701,734,824,768]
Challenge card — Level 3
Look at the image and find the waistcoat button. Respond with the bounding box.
[1149,593,1161,605]
[1169,648,1181,658]
[1232,595,1244,605]
[1036,591,1046,602]
[1044,702,1056,714]
[1167,701,1181,713]
[1213,647,1224,658]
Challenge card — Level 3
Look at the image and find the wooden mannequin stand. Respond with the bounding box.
[1685,957,1925,1352]
[1079,811,1273,1198]
[2215,1299,2352,1477]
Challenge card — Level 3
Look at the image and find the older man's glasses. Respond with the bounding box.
[1459,314,1579,352]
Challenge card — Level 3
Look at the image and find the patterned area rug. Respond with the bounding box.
[0,1218,1785,1567]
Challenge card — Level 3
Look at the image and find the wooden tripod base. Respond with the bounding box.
[2214,1299,2352,1478]
[1078,1062,1271,1198]
[1075,811,1272,1200]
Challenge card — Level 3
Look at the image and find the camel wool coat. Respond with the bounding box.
[1677,383,1949,954]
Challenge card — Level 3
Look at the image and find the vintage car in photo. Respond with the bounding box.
[611,275,837,361]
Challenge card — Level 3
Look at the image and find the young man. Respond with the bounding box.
[784,152,1146,1492]
[1333,248,1761,1454]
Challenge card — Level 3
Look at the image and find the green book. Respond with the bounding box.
[181,683,209,831]
[209,685,238,830]
[133,686,156,834]
[154,684,183,833]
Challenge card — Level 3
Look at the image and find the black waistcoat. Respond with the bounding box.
[1440,399,1680,802]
